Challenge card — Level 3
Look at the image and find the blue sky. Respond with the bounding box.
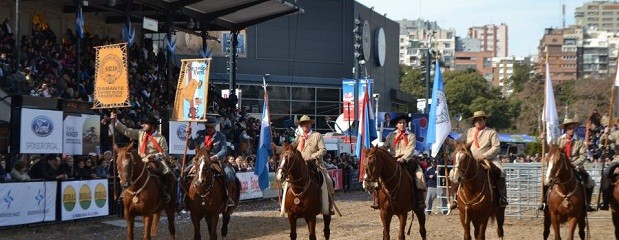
[357,0,585,57]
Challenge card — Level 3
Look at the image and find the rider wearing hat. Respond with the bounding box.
[273,115,334,215]
[454,111,507,209]
[185,116,237,207]
[375,114,426,209]
[108,112,175,203]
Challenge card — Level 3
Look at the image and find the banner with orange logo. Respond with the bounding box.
[93,43,130,109]
[172,59,211,121]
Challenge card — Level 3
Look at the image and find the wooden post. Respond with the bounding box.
[540,122,546,206]
[112,117,117,201]
[180,121,193,190]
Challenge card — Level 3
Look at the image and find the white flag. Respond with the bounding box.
[543,63,560,144]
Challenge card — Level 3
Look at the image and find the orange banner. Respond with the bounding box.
[93,43,130,109]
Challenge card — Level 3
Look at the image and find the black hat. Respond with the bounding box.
[390,114,411,126]
[204,116,219,126]
[141,115,159,125]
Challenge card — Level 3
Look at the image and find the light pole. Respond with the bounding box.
[373,93,380,143]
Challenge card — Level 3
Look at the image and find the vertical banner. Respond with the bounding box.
[173,59,211,121]
[168,121,205,154]
[342,79,356,121]
[222,32,247,58]
[20,109,63,154]
[63,114,101,155]
[411,114,429,154]
[357,79,373,117]
[93,43,130,109]
[0,181,57,226]
[60,180,109,221]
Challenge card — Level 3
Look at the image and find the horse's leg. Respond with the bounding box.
[165,206,176,240]
[150,212,160,237]
[304,215,317,240]
[495,207,505,240]
[566,217,578,240]
[208,214,219,240]
[551,217,562,240]
[477,219,488,240]
[577,214,586,240]
[396,213,408,240]
[222,211,231,238]
[323,214,331,240]
[472,219,480,240]
[125,211,135,240]
[288,214,298,240]
[543,209,551,240]
[190,211,202,240]
[143,215,153,240]
[459,211,471,240]
[379,211,392,240]
[414,207,428,239]
[613,211,619,240]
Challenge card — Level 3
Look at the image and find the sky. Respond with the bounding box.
[356,0,586,57]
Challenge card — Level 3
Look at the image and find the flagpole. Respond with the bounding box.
[540,52,549,207]
[598,67,617,209]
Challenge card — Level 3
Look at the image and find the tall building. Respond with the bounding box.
[468,23,509,57]
[398,19,455,69]
[537,27,583,81]
[454,51,494,81]
[492,57,532,96]
[575,1,619,33]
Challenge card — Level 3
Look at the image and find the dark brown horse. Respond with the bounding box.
[542,144,586,240]
[276,143,331,240]
[451,142,504,240]
[188,146,241,240]
[610,167,619,239]
[362,147,427,240]
[114,143,176,240]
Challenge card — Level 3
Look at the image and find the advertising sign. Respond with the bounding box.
[63,114,101,155]
[342,79,373,123]
[378,112,429,154]
[20,108,63,154]
[172,59,211,121]
[93,43,131,108]
[327,169,343,190]
[168,121,206,154]
[237,172,263,200]
[60,180,109,221]
[0,181,57,226]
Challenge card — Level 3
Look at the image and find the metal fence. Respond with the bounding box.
[434,163,608,219]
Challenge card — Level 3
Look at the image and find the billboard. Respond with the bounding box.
[0,181,57,226]
[63,114,101,155]
[172,59,211,121]
[20,108,63,154]
[60,180,109,221]
[168,121,206,155]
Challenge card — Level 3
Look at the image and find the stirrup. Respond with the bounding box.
[450,201,458,210]
[538,203,546,210]
[227,198,236,207]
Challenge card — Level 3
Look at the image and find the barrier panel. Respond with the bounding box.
[60,179,110,221]
[237,172,262,200]
[0,181,57,226]
[328,169,343,190]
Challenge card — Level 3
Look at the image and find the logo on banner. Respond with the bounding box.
[63,186,76,211]
[94,183,107,208]
[31,116,54,137]
[3,190,14,210]
[101,54,122,84]
[176,124,187,141]
[79,185,92,210]
[35,189,45,206]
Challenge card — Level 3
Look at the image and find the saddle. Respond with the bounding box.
[399,160,418,179]
[306,161,324,186]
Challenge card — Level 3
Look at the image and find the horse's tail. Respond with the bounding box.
[234,177,241,205]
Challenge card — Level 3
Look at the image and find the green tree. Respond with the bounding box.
[443,68,490,118]
[509,63,534,93]
[399,64,426,99]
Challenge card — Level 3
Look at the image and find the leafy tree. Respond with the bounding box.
[443,68,491,118]
[399,64,426,99]
[509,63,534,93]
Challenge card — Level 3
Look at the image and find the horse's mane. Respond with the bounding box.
[367,147,396,162]
[281,143,304,161]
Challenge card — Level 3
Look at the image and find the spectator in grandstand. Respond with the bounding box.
[424,161,438,215]
[94,159,112,178]
[74,158,97,180]
[236,156,247,172]
[323,154,337,170]
[59,155,74,177]
[227,155,239,172]
[268,156,278,172]
[28,155,67,181]
[10,159,30,182]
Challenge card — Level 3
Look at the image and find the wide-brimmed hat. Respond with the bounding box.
[295,115,315,125]
[390,114,411,126]
[141,115,159,125]
[204,116,219,126]
[559,118,581,129]
[468,111,489,121]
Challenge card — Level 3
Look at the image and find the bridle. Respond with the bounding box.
[118,150,151,201]
[278,149,313,197]
[453,147,479,183]
[192,154,217,205]
[548,149,578,202]
[363,150,404,200]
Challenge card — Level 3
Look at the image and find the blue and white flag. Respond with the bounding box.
[76,7,84,39]
[356,85,377,181]
[255,78,271,190]
[425,59,451,158]
[121,21,135,46]
[543,63,560,144]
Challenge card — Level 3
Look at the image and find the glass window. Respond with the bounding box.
[316,88,340,102]
[316,102,341,116]
[239,85,262,99]
[291,87,315,101]
[268,85,290,100]
[291,101,314,114]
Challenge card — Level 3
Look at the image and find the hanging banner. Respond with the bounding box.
[171,30,247,58]
[93,43,130,109]
[0,181,57,226]
[60,179,109,221]
[172,59,211,121]
[237,172,262,200]
[20,108,63,154]
[63,114,101,155]
[342,79,355,121]
[168,121,205,154]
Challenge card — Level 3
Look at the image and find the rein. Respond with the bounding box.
[122,153,153,200]
[453,149,491,223]
[192,158,219,206]
[365,150,407,202]
[550,154,579,207]
[279,150,316,198]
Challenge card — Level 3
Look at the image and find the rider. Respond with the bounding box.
[453,110,508,209]
[377,114,426,210]
[185,116,237,207]
[273,115,334,215]
[540,118,595,211]
[108,112,175,203]
[599,125,619,210]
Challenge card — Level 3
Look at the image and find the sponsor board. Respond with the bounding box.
[20,109,63,154]
[327,169,343,190]
[0,181,57,226]
[168,121,205,154]
[236,172,262,200]
[61,180,109,221]
[172,59,211,121]
[63,114,101,155]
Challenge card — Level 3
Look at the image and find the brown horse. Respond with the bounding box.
[610,167,619,239]
[276,143,331,240]
[542,144,586,240]
[451,142,505,240]
[188,147,241,240]
[114,143,176,240]
[362,147,427,240]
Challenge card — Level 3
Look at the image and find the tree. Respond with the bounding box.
[399,64,425,99]
[509,63,534,93]
[443,68,491,118]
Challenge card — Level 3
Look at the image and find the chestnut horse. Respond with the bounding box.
[542,144,587,240]
[609,167,619,239]
[114,143,176,240]
[362,147,427,240]
[276,143,331,240]
[451,142,505,240]
[188,147,240,240]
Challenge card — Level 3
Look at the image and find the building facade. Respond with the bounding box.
[491,56,532,96]
[537,27,582,81]
[454,51,494,81]
[575,1,619,33]
[398,19,455,69]
[467,23,509,57]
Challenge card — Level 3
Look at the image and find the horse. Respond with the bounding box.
[451,142,505,240]
[276,143,331,240]
[114,142,176,240]
[362,147,427,240]
[542,144,586,240]
[610,167,619,239]
[187,146,241,240]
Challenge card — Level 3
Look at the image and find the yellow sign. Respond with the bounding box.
[172,59,211,121]
[62,185,76,211]
[79,184,92,210]
[93,43,130,109]
[94,183,107,208]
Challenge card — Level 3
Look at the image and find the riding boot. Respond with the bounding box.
[538,185,548,210]
[601,186,611,210]
[497,176,508,207]
[370,189,379,209]
[161,174,172,204]
[226,182,236,207]
[586,187,596,212]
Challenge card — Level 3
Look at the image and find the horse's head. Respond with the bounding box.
[545,144,572,185]
[362,147,383,190]
[113,141,137,187]
[451,141,474,180]
[194,145,213,185]
[276,143,301,182]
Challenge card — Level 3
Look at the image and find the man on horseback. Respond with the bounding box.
[376,114,426,210]
[540,118,595,211]
[453,110,508,209]
[273,115,334,215]
[185,116,237,207]
[108,112,175,203]
[599,125,619,210]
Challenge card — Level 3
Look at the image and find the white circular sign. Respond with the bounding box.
[362,20,371,61]
[375,28,386,66]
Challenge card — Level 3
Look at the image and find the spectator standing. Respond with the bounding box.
[94,159,111,178]
[424,161,438,215]
[29,155,67,181]
[10,160,30,181]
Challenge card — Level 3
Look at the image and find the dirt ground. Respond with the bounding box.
[1,190,615,240]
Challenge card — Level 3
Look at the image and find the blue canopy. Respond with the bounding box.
[448,132,536,143]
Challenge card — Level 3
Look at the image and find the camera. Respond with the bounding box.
[372,93,380,99]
